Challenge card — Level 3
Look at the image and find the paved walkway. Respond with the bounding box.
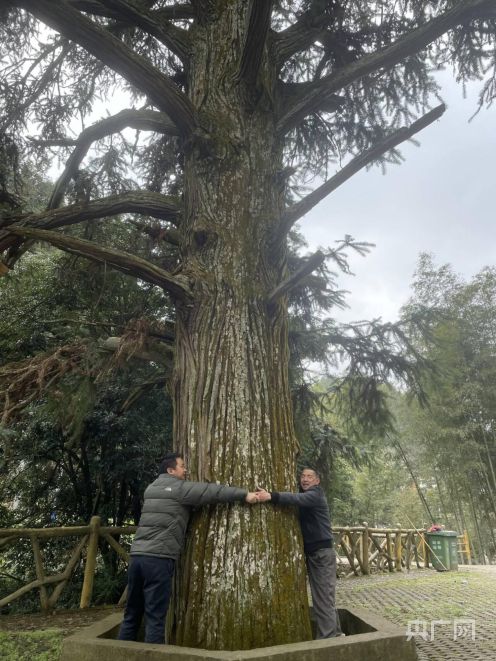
[2,567,495,659]
[336,566,496,660]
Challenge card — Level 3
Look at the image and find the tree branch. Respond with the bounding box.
[278,104,446,235]
[268,250,326,304]
[29,138,79,147]
[14,0,197,136]
[101,336,173,364]
[5,226,192,299]
[0,191,181,255]
[98,0,191,62]
[271,0,329,69]
[278,80,345,116]
[237,0,273,87]
[1,42,69,133]
[68,1,196,21]
[277,0,494,134]
[153,4,196,22]
[46,109,179,209]
[119,375,169,413]
[130,220,181,246]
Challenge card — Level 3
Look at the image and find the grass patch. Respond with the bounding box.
[382,601,467,624]
[0,629,63,661]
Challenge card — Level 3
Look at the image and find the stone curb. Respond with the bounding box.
[61,607,416,661]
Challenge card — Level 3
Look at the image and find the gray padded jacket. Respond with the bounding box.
[130,474,248,560]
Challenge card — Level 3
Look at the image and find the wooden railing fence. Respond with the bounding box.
[335,526,422,577]
[0,519,472,612]
[0,516,136,612]
[333,526,472,577]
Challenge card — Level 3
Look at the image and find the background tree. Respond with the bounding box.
[1,0,496,649]
[392,255,496,562]
[0,247,174,529]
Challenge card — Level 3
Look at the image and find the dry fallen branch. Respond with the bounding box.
[0,343,89,424]
[0,318,173,423]
[108,318,153,368]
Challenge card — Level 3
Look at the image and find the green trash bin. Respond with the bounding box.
[426,531,459,571]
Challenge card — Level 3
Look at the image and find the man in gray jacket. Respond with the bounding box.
[256,467,341,639]
[118,453,257,644]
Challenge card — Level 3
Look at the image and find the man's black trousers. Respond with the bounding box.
[118,555,175,644]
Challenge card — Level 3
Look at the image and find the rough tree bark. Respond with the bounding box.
[170,4,311,648]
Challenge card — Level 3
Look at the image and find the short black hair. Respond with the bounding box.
[300,466,320,479]
[159,453,183,475]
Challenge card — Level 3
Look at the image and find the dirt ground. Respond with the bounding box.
[0,605,121,634]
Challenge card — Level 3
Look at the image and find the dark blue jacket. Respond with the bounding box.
[271,485,333,554]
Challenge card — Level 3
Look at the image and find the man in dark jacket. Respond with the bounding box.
[118,453,257,644]
[256,467,340,639]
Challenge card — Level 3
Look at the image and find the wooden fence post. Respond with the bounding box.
[464,530,472,565]
[395,531,402,571]
[413,532,421,569]
[362,523,369,575]
[405,532,412,570]
[31,534,49,612]
[386,533,394,572]
[421,532,430,568]
[80,516,101,609]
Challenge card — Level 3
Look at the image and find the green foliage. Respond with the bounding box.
[0,211,176,608]
[345,454,427,527]
[0,245,173,611]
[278,1,496,185]
[321,256,496,539]
[393,255,496,559]
[288,233,437,481]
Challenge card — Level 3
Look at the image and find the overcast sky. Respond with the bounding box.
[301,71,496,324]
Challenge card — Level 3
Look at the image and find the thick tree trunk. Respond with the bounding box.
[169,4,311,650]
[172,293,310,648]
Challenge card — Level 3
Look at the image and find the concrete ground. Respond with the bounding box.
[336,565,496,660]
[1,566,495,660]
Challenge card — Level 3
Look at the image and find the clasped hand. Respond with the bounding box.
[244,488,272,503]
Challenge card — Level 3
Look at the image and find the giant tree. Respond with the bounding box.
[1,0,495,650]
